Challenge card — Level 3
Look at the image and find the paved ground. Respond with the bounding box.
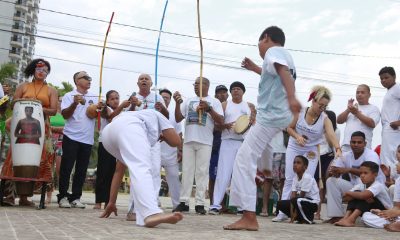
[0,192,398,240]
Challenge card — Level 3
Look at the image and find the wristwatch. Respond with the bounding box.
[206,105,212,112]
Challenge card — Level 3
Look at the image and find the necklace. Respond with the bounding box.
[33,80,46,99]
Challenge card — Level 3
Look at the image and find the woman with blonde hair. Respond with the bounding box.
[273,85,342,222]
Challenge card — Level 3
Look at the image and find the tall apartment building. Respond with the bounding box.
[0,0,40,85]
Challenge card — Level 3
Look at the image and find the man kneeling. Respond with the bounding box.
[100,109,183,227]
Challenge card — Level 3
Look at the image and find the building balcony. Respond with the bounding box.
[11,26,24,34]
[10,37,23,48]
[27,0,34,8]
[15,3,28,13]
[9,50,22,60]
[26,11,33,21]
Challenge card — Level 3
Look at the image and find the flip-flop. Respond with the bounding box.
[259,212,269,217]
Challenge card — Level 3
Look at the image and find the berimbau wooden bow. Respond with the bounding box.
[98,12,114,130]
[154,0,169,103]
[197,0,204,124]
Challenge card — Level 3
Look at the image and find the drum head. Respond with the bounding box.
[234,115,250,134]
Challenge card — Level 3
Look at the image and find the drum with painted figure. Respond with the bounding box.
[11,99,45,195]
[233,115,251,134]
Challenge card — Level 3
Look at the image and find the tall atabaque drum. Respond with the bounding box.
[11,99,45,195]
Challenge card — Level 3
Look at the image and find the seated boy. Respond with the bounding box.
[276,155,320,224]
[335,161,393,227]
[362,150,400,231]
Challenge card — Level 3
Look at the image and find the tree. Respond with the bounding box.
[0,63,17,84]
[49,81,74,97]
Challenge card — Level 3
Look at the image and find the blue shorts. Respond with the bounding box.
[209,150,220,181]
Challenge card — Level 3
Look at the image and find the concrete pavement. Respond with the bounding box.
[0,192,398,240]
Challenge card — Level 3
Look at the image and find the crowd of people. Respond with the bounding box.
[0,25,399,231]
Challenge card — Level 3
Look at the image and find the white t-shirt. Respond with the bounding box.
[270,131,286,153]
[181,95,223,146]
[350,181,393,210]
[61,90,98,145]
[221,100,251,140]
[291,173,320,203]
[394,177,400,203]
[381,83,400,131]
[342,104,380,149]
[135,92,166,110]
[161,104,182,163]
[113,109,173,147]
[257,46,296,128]
[332,148,385,185]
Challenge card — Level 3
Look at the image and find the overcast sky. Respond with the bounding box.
[34,0,400,147]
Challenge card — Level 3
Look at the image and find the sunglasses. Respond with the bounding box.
[80,76,92,81]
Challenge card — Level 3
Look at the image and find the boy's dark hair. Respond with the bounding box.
[259,26,285,46]
[159,88,172,97]
[379,66,396,77]
[24,58,51,78]
[351,131,366,140]
[361,161,379,173]
[295,155,308,167]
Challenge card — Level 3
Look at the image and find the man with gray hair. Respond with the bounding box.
[173,77,224,214]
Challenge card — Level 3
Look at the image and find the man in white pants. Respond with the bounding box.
[337,84,380,153]
[159,88,182,209]
[223,26,301,231]
[173,77,224,215]
[325,131,386,223]
[100,110,183,227]
[209,81,255,215]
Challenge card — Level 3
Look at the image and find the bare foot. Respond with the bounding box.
[334,219,355,227]
[93,203,102,209]
[384,222,400,232]
[144,212,184,228]
[223,213,259,231]
[126,212,136,221]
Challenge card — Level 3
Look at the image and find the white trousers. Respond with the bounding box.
[211,139,242,209]
[229,123,280,211]
[381,130,400,166]
[281,146,319,200]
[127,142,161,214]
[161,157,181,208]
[361,212,400,228]
[102,122,162,226]
[180,142,212,206]
[326,177,353,218]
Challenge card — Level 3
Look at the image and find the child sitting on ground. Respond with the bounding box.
[276,155,320,224]
[362,145,400,231]
[335,161,393,227]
